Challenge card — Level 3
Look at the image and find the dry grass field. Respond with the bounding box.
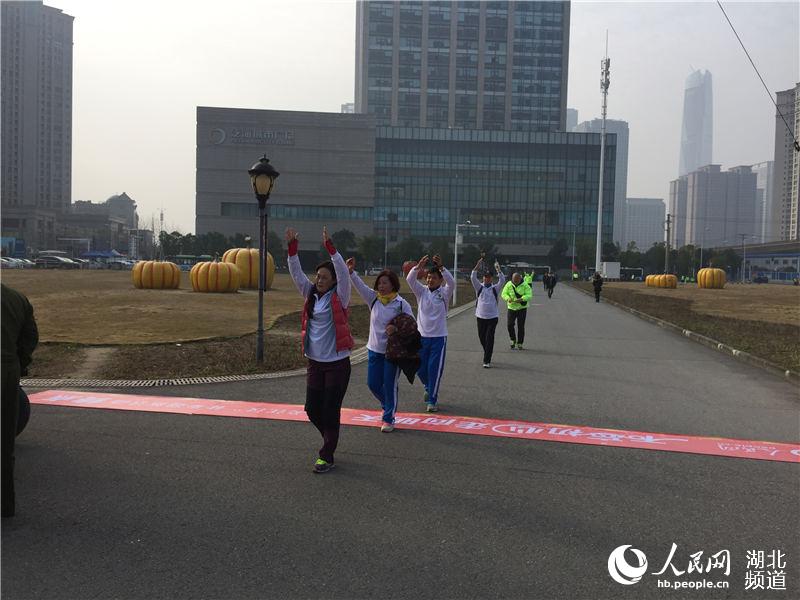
[573,281,800,372]
[608,282,800,325]
[3,270,480,344]
[2,270,336,344]
[3,268,478,379]
[7,269,797,378]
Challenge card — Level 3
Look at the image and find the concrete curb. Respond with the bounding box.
[21,300,476,389]
[569,284,800,383]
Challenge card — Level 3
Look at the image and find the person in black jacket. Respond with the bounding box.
[592,272,603,302]
[1,284,39,518]
[545,271,558,299]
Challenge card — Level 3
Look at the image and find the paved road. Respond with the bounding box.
[4,284,798,599]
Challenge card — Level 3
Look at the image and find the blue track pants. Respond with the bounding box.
[417,336,447,406]
[367,350,401,424]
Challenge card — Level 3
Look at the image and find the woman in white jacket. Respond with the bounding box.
[346,258,413,432]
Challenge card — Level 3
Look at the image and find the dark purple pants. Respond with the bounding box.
[305,357,351,463]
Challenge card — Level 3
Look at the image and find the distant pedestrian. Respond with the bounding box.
[2,284,39,518]
[406,254,454,412]
[346,259,413,432]
[287,226,353,474]
[592,272,604,303]
[470,257,505,368]
[546,272,558,299]
[501,272,532,350]
[524,271,534,289]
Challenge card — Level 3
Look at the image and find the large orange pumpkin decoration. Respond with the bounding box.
[190,261,240,293]
[132,261,181,289]
[646,274,677,289]
[221,248,275,289]
[697,267,726,289]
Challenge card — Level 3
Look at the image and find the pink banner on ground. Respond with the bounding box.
[29,390,800,464]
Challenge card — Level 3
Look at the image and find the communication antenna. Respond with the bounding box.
[595,32,611,274]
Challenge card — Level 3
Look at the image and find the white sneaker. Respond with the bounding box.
[380,422,394,432]
[482,363,491,368]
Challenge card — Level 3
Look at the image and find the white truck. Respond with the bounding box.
[601,261,621,280]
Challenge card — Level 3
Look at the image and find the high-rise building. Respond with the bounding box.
[751,161,774,243]
[195,0,618,265]
[771,83,799,241]
[565,108,578,132]
[678,69,713,177]
[669,164,757,250]
[355,1,570,132]
[1,1,74,251]
[574,118,629,244]
[625,198,665,250]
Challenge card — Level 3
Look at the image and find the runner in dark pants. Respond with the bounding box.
[592,272,603,302]
[470,258,505,368]
[287,226,353,474]
[2,284,39,518]
[501,273,532,350]
[547,272,558,299]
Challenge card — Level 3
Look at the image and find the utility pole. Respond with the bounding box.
[664,213,671,274]
[384,217,389,269]
[595,34,611,275]
[159,208,164,260]
[739,233,749,282]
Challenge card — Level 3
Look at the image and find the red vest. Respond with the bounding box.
[300,290,354,355]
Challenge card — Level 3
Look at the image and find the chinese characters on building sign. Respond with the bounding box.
[230,128,294,145]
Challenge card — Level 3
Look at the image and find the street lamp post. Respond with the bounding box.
[739,234,755,282]
[248,155,280,364]
[698,226,710,272]
[383,212,397,268]
[453,220,479,306]
[571,215,583,278]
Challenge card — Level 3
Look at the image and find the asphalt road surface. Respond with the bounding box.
[4,284,798,599]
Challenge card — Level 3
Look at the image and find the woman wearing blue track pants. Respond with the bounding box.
[346,259,413,432]
[406,254,454,413]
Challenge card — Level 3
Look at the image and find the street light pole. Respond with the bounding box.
[257,198,267,359]
[738,233,752,282]
[383,212,397,269]
[384,217,388,268]
[248,155,280,365]
[453,220,479,306]
[571,225,576,276]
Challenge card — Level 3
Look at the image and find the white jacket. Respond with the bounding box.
[350,272,413,354]
[471,270,506,319]
[406,266,455,338]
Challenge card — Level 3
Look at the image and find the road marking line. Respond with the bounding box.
[29,390,800,464]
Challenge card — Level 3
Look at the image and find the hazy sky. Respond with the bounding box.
[52,0,799,234]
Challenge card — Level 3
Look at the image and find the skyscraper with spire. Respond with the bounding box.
[678,69,713,177]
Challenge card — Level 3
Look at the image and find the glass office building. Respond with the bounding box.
[356,1,570,132]
[375,126,616,259]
